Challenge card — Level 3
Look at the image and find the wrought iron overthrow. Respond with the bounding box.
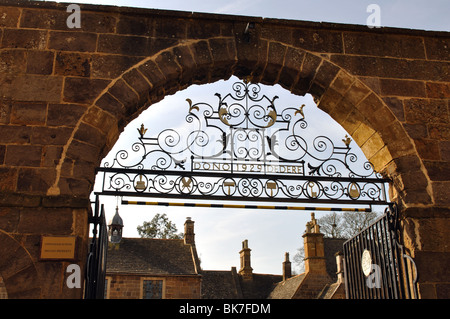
[96,78,389,207]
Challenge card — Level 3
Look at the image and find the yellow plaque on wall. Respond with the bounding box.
[40,236,76,260]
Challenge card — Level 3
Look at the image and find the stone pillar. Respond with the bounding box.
[283,252,292,281]
[239,239,253,281]
[335,251,344,284]
[184,217,195,245]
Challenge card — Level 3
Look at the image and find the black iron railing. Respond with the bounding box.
[84,196,108,299]
[343,204,418,299]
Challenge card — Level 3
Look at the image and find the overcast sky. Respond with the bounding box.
[37,0,449,274]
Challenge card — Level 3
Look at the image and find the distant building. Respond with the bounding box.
[105,216,201,299]
[104,210,346,299]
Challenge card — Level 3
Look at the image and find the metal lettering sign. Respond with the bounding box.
[96,78,389,208]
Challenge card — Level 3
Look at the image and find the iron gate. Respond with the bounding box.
[84,196,108,299]
[343,204,418,299]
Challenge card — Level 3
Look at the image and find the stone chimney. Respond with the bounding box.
[302,213,327,275]
[335,251,344,283]
[239,239,253,281]
[283,252,292,281]
[184,217,195,245]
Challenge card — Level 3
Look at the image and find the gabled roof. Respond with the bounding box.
[106,238,198,276]
[268,274,306,299]
[201,269,283,299]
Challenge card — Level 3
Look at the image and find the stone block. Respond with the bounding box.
[5,145,42,167]
[63,77,109,104]
[26,51,54,75]
[98,34,149,56]
[426,82,450,99]
[20,8,69,30]
[47,103,86,127]
[9,75,63,103]
[82,106,118,140]
[413,138,441,161]
[58,177,92,197]
[439,141,450,161]
[424,37,450,61]
[117,15,153,36]
[208,38,236,82]
[426,158,450,181]
[352,122,376,149]
[65,139,100,164]
[172,44,197,86]
[31,126,73,146]
[16,168,56,195]
[73,122,105,148]
[414,251,450,283]
[0,124,32,144]
[0,167,18,193]
[91,54,141,79]
[433,181,450,206]
[405,98,449,125]
[382,97,405,122]
[0,145,5,164]
[291,52,321,96]
[49,31,97,52]
[10,102,47,125]
[95,93,124,118]
[187,19,221,39]
[317,87,344,116]
[330,70,354,96]
[42,146,63,168]
[404,123,428,139]
[55,52,91,77]
[343,32,426,59]
[108,79,140,112]
[380,78,426,97]
[188,40,213,83]
[122,69,152,107]
[17,207,73,234]
[279,47,304,90]
[261,41,287,84]
[293,29,343,53]
[0,7,20,27]
[2,29,47,50]
[0,50,27,74]
[261,24,293,45]
[361,132,385,160]
[314,61,340,91]
[154,16,187,39]
[138,60,166,88]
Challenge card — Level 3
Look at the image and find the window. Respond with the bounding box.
[142,279,164,299]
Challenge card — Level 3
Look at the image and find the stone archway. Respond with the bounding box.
[0,1,448,298]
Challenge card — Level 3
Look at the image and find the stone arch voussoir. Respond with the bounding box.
[0,230,41,299]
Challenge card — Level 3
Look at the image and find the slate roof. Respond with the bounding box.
[268,274,306,299]
[201,270,241,299]
[106,238,198,275]
[201,269,283,299]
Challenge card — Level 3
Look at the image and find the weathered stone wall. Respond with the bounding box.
[0,0,448,298]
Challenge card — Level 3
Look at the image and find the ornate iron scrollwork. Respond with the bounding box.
[97,78,389,206]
